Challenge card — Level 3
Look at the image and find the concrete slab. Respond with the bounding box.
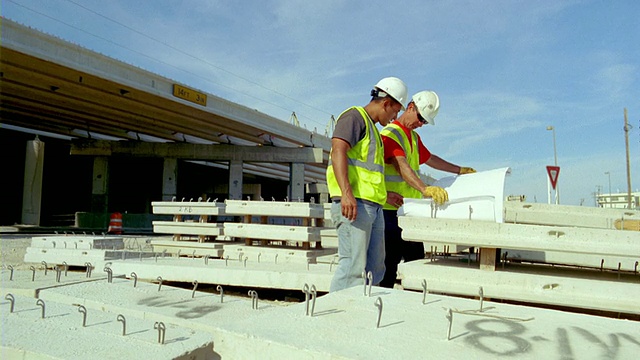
[151,200,226,216]
[150,239,227,258]
[152,221,224,236]
[30,235,124,250]
[214,285,640,359]
[224,199,325,218]
[398,258,640,315]
[107,256,334,291]
[504,249,640,272]
[3,269,640,359]
[1,292,215,359]
[504,201,640,229]
[399,216,640,258]
[223,223,322,242]
[222,244,336,264]
[23,247,151,269]
[1,267,103,297]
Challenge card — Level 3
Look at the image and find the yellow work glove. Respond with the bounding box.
[422,186,449,205]
[459,167,476,175]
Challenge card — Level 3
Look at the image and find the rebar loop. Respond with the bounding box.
[41,261,48,276]
[36,299,45,319]
[310,285,317,317]
[7,265,14,281]
[117,314,126,336]
[30,266,36,282]
[248,290,259,309]
[104,267,113,283]
[302,284,310,315]
[78,305,87,327]
[154,321,166,344]
[446,308,453,340]
[217,285,224,303]
[192,280,198,298]
[157,276,163,292]
[131,272,138,288]
[5,294,15,313]
[374,297,383,328]
[85,262,93,278]
[422,279,428,304]
[362,271,367,296]
[479,286,484,312]
[367,271,373,297]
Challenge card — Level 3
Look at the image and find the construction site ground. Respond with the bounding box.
[2,233,639,359]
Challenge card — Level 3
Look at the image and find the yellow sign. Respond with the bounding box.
[173,84,207,106]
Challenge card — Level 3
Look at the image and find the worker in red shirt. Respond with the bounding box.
[379,90,476,288]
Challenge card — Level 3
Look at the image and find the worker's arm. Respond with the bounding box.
[390,155,427,192]
[392,155,449,205]
[425,154,467,174]
[330,138,357,221]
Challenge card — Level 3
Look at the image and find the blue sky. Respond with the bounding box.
[3,0,639,206]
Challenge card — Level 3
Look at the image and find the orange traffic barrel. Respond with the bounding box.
[108,212,123,234]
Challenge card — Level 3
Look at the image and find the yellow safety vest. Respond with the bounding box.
[380,122,422,210]
[326,106,386,205]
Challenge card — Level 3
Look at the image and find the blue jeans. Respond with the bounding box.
[329,199,385,292]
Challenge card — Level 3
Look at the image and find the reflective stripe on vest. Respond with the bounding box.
[326,106,386,205]
[380,123,422,209]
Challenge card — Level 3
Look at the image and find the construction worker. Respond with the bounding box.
[379,90,476,288]
[326,77,408,292]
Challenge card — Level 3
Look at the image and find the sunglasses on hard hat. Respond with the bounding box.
[415,108,428,124]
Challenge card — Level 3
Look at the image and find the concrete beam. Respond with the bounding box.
[151,201,226,215]
[399,216,640,258]
[71,140,324,163]
[503,201,640,229]
[399,259,640,315]
[224,223,322,242]
[224,200,325,218]
[153,221,224,236]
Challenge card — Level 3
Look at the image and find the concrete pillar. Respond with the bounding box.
[162,158,178,201]
[228,160,243,200]
[91,156,109,213]
[288,163,305,202]
[21,137,45,225]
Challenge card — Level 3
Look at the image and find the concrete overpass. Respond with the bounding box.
[0,18,331,228]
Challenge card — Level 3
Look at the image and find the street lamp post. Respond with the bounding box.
[546,126,559,204]
[605,171,611,208]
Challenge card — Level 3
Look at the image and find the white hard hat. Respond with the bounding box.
[412,90,440,125]
[372,77,408,111]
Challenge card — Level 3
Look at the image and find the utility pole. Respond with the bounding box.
[623,108,632,209]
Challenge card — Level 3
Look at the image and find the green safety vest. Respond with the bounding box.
[380,122,422,210]
[326,106,386,205]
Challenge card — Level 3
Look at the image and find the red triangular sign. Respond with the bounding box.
[546,166,560,190]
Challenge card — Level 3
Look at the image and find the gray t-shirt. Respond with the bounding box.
[332,108,366,147]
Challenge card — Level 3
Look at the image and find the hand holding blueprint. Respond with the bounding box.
[398,167,511,223]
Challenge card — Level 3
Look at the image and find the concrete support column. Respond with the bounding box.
[91,156,109,213]
[21,137,45,225]
[228,160,243,200]
[288,163,305,202]
[162,158,178,201]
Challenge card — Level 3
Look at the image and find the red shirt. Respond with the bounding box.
[381,120,432,165]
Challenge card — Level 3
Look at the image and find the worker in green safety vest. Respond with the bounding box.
[379,90,476,288]
[326,77,408,292]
